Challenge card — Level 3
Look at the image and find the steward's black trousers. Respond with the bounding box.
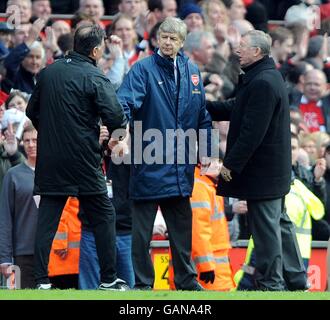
[34,194,117,286]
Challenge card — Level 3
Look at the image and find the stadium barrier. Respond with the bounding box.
[150,240,328,291]
[0,13,284,30]
[0,13,114,26]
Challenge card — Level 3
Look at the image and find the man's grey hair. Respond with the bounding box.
[184,31,216,53]
[7,0,32,7]
[80,0,103,7]
[157,17,187,41]
[29,41,46,61]
[243,30,272,56]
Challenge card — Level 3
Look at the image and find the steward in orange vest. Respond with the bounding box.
[169,165,235,290]
[191,166,235,290]
[48,197,81,280]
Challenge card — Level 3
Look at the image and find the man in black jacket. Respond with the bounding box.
[206,30,306,290]
[26,24,128,290]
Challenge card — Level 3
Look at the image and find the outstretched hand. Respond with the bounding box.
[3,123,18,156]
[220,165,232,182]
[26,18,46,47]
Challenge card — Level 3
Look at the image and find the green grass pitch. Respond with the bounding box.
[0,290,330,300]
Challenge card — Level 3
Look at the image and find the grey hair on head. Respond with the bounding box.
[157,17,187,42]
[243,30,272,56]
[184,31,216,53]
[29,41,46,61]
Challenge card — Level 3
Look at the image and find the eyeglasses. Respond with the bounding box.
[238,44,258,50]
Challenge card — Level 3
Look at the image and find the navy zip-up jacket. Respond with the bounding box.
[118,50,212,200]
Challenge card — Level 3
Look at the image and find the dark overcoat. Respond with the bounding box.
[26,51,127,196]
[207,56,291,200]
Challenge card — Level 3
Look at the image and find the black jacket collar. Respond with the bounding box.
[21,65,35,80]
[67,51,97,66]
[240,56,276,84]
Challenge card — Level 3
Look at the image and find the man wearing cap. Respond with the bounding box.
[179,3,204,33]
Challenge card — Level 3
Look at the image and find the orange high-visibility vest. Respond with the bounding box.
[48,197,81,277]
[169,167,235,291]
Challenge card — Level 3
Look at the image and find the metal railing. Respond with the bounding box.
[0,13,284,26]
[150,239,329,249]
[0,13,115,20]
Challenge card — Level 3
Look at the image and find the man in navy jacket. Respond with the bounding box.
[118,16,212,290]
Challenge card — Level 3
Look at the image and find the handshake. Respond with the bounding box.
[99,125,129,157]
[108,138,129,157]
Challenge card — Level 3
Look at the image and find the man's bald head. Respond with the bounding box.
[303,69,328,101]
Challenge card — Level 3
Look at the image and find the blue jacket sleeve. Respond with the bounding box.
[105,56,126,91]
[117,62,147,120]
[0,41,10,59]
[4,42,30,84]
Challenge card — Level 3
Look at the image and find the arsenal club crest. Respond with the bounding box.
[191,74,199,86]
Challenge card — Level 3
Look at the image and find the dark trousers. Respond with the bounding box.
[247,197,307,291]
[132,197,198,290]
[238,207,307,291]
[247,198,286,290]
[14,255,35,289]
[34,194,117,285]
[49,274,79,289]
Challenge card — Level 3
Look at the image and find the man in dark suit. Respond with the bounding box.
[206,30,306,291]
